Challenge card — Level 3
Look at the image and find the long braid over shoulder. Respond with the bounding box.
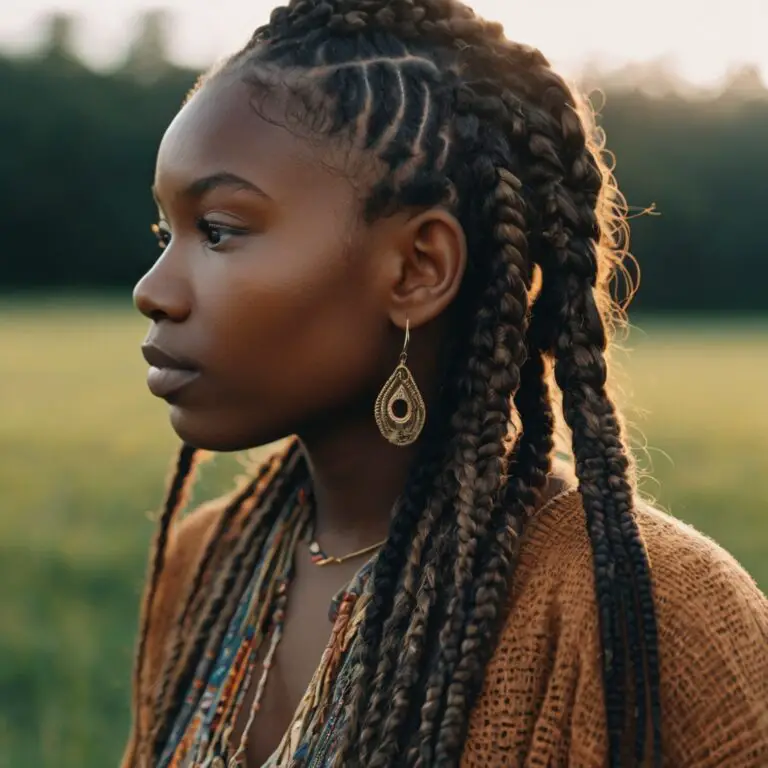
[138,1,662,765]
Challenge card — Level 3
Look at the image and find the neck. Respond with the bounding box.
[295,323,448,553]
[298,417,420,551]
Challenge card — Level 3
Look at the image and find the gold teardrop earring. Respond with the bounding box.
[374,318,426,446]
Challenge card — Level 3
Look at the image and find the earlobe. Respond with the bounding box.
[388,208,467,329]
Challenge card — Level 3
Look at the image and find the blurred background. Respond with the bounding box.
[1,0,766,765]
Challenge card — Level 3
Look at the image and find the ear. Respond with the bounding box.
[384,208,467,330]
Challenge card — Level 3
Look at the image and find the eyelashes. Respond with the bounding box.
[151,222,171,249]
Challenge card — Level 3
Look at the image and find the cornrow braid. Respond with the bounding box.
[422,159,555,768]
[147,1,664,765]
[449,23,662,758]
[530,144,662,763]
[369,469,456,764]
[345,337,476,766]
[409,154,529,766]
[132,442,199,763]
[339,409,458,764]
[368,219,524,765]
[431,164,539,764]
[273,17,546,765]
[510,259,560,510]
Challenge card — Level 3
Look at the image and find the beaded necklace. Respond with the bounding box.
[160,485,376,768]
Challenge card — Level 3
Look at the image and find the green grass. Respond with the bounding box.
[1,301,766,767]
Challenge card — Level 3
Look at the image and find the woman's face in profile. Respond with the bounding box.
[134,74,398,452]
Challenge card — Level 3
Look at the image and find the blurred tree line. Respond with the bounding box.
[1,12,767,312]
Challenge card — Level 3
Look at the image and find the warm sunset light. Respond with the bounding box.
[2,0,767,87]
[4,0,768,765]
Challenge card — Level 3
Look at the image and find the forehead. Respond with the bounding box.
[154,72,358,207]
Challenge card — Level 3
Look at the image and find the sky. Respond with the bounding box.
[1,0,767,87]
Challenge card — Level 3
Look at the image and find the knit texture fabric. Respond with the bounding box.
[122,489,768,767]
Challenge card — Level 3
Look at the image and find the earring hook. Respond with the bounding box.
[400,318,410,364]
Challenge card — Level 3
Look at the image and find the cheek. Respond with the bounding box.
[199,223,384,416]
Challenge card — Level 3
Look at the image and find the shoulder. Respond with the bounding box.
[147,477,266,636]
[514,487,768,616]
[630,496,768,638]
[161,493,233,586]
[631,499,768,762]
[156,465,276,596]
[121,490,243,768]
[499,489,768,762]
[143,471,281,677]
[141,492,237,679]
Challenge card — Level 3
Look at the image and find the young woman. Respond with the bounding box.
[123,1,768,765]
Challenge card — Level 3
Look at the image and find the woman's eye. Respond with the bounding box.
[149,219,245,252]
[151,222,171,249]
[196,218,242,250]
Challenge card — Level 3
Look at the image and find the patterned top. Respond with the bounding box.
[265,567,372,767]
[158,489,374,768]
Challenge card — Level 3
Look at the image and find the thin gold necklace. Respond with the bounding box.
[308,536,387,566]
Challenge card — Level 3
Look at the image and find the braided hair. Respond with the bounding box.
[134,1,661,765]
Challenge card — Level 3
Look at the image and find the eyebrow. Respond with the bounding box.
[152,171,270,205]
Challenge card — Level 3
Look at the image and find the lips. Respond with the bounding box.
[141,343,201,399]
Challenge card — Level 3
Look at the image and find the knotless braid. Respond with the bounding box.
[145,452,282,742]
[142,1,662,765]
[179,455,283,636]
[337,430,447,756]
[364,155,531,766]
[149,440,306,757]
[290,22,543,765]
[527,114,662,764]
[406,150,530,767]
[133,441,200,761]
[431,164,543,763]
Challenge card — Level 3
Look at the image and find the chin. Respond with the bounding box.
[168,403,288,453]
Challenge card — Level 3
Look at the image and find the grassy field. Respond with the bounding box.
[1,300,766,767]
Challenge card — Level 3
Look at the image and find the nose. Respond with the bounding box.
[133,251,192,323]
